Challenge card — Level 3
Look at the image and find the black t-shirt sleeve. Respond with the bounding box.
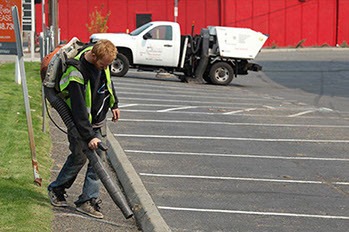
[110,81,119,109]
[68,81,95,142]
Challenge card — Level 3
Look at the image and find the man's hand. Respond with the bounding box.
[111,108,120,122]
[88,137,101,150]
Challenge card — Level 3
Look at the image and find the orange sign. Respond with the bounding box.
[0,0,22,43]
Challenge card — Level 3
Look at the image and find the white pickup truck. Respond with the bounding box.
[90,21,268,85]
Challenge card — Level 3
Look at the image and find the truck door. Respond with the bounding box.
[136,25,177,67]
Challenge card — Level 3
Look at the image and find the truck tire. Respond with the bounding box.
[209,62,234,85]
[110,53,129,77]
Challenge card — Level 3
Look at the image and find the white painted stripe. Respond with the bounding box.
[288,110,316,117]
[119,108,343,119]
[120,97,268,106]
[120,109,244,115]
[118,103,138,108]
[157,206,349,220]
[157,106,197,112]
[118,102,337,114]
[115,134,349,143]
[288,108,334,118]
[117,118,349,128]
[118,91,277,102]
[118,103,260,110]
[125,150,349,161]
[263,105,276,109]
[121,103,187,108]
[139,173,349,186]
[222,108,257,115]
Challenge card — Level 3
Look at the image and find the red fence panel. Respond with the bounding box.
[337,0,349,46]
[301,0,318,46]
[268,1,286,47]
[177,0,219,35]
[317,0,337,46]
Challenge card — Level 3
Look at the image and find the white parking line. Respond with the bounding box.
[288,108,334,117]
[222,108,257,115]
[116,134,349,143]
[125,150,349,161]
[157,206,349,220]
[120,109,344,119]
[139,173,349,185]
[263,105,276,109]
[120,107,343,119]
[121,97,266,106]
[118,91,280,102]
[157,106,197,112]
[118,103,258,110]
[118,104,138,108]
[288,110,317,117]
[117,119,349,128]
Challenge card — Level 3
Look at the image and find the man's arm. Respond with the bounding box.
[110,81,120,122]
[68,81,96,142]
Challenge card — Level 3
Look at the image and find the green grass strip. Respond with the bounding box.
[0,62,53,232]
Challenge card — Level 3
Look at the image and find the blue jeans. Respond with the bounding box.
[48,128,103,206]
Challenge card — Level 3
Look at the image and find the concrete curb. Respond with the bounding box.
[106,127,171,232]
[261,47,349,52]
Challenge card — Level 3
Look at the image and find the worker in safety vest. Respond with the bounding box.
[48,39,120,219]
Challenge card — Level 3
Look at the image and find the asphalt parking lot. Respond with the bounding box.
[107,49,349,232]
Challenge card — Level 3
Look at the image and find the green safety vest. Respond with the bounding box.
[59,46,116,122]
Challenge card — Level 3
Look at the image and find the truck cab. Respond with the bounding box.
[90,21,181,72]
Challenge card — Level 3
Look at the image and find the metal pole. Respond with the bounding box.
[174,0,178,22]
[52,0,59,47]
[41,0,47,132]
[30,0,35,60]
[48,0,58,48]
[12,5,42,186]
[42,0,46,56]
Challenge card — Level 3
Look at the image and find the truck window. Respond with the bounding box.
[148,26,172,40]
[130,22,153,36]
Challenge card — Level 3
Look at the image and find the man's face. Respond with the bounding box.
[93,54,114,70]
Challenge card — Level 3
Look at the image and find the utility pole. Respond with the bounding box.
[174,0,178,22]
[48,0,59,47]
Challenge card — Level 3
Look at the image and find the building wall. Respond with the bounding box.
[221,0,348,47]
[35,0,349,47]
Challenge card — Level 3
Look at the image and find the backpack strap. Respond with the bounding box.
[65,55,93,86]
[71,45,94,84]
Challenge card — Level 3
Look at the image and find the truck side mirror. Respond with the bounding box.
[143,33,152,40]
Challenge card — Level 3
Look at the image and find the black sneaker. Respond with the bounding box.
[48,188,68,207]
[76,199,103,219]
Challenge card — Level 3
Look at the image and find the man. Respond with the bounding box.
[48,39,120,219]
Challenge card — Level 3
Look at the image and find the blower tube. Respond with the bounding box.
[44,87,133,219]
[194,28,210,81]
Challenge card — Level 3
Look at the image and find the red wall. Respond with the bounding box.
[177,0,220,36]
[222,0,349,47]
[338,0,349,45]
[35,0,349,47]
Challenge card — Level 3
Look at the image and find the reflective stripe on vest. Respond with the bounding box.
[59,46,116,122]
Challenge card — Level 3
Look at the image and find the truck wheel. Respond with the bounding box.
[209,62,234,85]
[110,53,129,77]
